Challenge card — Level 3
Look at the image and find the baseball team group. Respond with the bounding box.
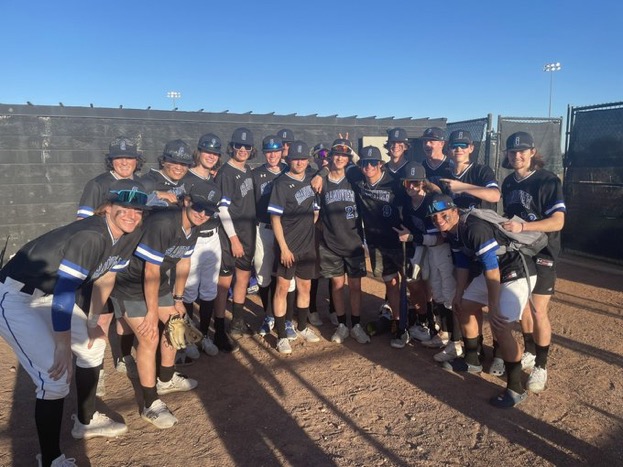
[0,124,565,467]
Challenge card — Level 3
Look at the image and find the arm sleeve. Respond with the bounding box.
[51,275,82,331]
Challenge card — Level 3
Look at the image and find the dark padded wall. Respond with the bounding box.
[0,103,444,256]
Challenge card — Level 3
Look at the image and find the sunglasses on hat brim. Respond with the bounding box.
[110,189,149,208]
[427,200,457,216]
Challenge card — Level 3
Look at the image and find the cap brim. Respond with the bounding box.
[108,152,140,158]
[113,201,150,210]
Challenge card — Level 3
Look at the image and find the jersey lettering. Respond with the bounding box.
[240,178,253,198]
[295,185,315,205]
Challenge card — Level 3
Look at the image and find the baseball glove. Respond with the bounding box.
[165,314,203,350]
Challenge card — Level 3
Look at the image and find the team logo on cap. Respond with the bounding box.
[120,140,127,150]
[458,131,464,139]
[367,148,373,157]
[241,132,247,141]
[394,130,399,138]
[514,136,521,146]
[410,167,416,176]
[296,144,302,153]
[211,138,217,145]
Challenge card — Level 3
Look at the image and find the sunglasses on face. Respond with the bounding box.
[359,159,380,168]
[450,143,470,150]
[110,189,148,205]
[403,180,424,189]
[190,202,214,214]
[233,143,252,151]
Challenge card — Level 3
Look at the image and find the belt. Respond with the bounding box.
[199,227,218,238]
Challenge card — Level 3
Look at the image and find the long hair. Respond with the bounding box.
[193,149,222,172]
[226,143,257,160]
[106,155,144,173]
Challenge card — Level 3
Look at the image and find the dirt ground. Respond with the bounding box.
[1,253,622,467]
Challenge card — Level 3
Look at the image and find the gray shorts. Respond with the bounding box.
[110,295,174,319]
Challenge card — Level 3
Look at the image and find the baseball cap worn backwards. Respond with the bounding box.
[506,131,535,151]
[197,133,222,155]
[448,130,473,145]
[108,136,140,158]
[189,183,221,215]
[421,127,446,141]
[107,179,150,210]
[287,140,310,159]
[163,140,194,165]
[427,194,457,216]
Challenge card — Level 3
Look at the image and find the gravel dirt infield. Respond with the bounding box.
[1,253,622,466]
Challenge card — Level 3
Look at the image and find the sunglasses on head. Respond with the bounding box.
[315,149,329,159]
[332,144,353,155]
[450,143,470,150]
[359,159,380,167]
[233,143,252,151]
[110,189,148,206]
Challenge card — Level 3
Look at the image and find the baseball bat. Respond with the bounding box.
[399,241,408,332]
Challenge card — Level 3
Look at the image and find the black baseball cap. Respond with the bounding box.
[277,128,295,143]
[197,133,222,155]
[402,161,426,181]
[359,146,382,161]
[188,183,221,215]
[107,136,140,159]
[387,127,409,144]
[448,130,473,145]
[506,131,535,151]
[287,140,310,159]
[231,127,254,146]
[107,179,150,210]
[262,135,283,152]
[162,139,194,165]
[421,127,446,141]
[427,194,457,216]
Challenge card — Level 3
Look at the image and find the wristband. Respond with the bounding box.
[87,313,100,329]
[173,294,184,302]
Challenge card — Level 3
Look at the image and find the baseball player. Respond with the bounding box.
[180,133,223,358]
[317,141,369,344]
[252,135,289,335]
[0,179,148,467]
[420,127,452,189]
[384,127,411,180]
[268,140,321,354]
[501,131,566,393]
[76,136,144,391]
[213,128,257,352]
[430,194,537,408]
[140,139,194,207]
[277,128,295,160]
[110,183,219,429]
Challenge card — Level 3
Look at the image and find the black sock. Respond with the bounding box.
[523,332,536,355]
[351,315,360,326]
[275,316,287,339]
[463,337,481,366]
[443,306,454,336]
[328,281,335,314]
[337,314,347,325]
[451,312,463,342]
[258,286,271,314]
[142,386,158,409]
[119,333,135,358]
[159,365,175,383]
[183,301,194,319]
[535,344,550,369]
[505,360,524,394]
[286,291,295,321]
[214,317,225,336]
[75,365,100,424]
[310,279,318,314]
[493,340,502,359]
[232,302,244,321]
[199,299,215,335]
[35,398,64,466]
[296,307,309,331]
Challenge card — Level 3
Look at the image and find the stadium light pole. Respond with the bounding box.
[543,62,561,118]
[167,91,181,110]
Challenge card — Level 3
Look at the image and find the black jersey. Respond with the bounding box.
[451,215,536,283]
[214,161,256,245]
[424,157,452,188]
[319,174,364,256]
[268,171,319,255]
[385,160,409,180]
[77,171,129,219]
[140,169,187,207]
[182,170,220,235]
[0,215,142,294]
[112,209,199,299]
[252,162,288,224]
[502,169,566,259]
[354,171,407,249]
[402,195,434,239]
[442,163,499,210]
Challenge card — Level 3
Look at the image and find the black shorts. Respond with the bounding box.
[532,256,557,295]
[274,248,316,281]
[110,294,174,319]
[319,242,366,279]
[219,230,253,275]
[368,246,403,279]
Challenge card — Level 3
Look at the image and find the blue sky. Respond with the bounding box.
[2,1,621,125]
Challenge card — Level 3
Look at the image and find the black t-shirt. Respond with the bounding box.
[442,163,499,210]
[140,169,187,207]
[319,173,364,256]
[0,215,142,294]
[353,171,407,249]
[181,170,220,234]
[451,215,536,283]
[501,169,566,259]
[252,163,287,224]
[112,209,199,299]
[214,161,256,246]
[77,171,128,218]
[268,171,318,255]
